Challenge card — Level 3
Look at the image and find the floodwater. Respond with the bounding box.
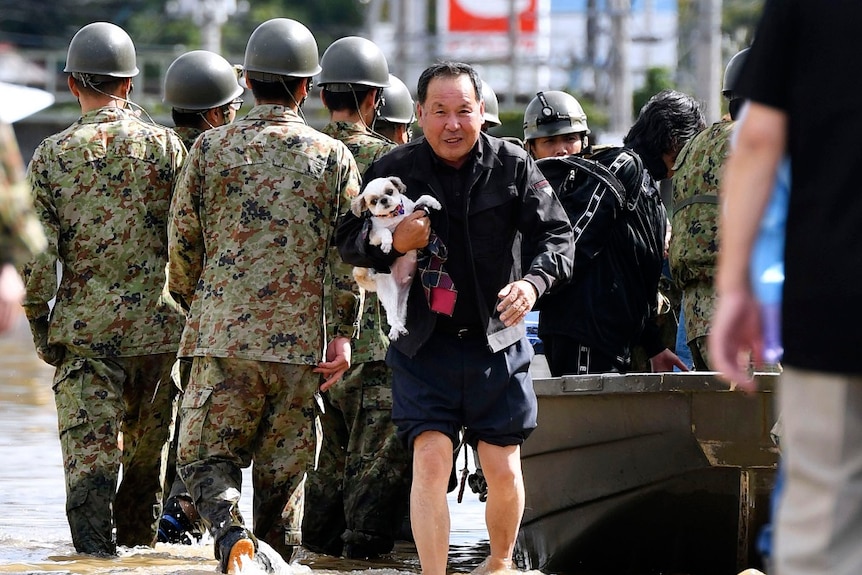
[0,311,490,575]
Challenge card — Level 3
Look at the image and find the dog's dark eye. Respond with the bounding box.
[370,198,378,205]
[385,189,393,196]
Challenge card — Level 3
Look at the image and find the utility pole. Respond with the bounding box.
[695,0,722,123]
[586,0,598,76]
[392,0,406,80]
[365,0,427,97]
[643,0,654,69]
[508,0,520,106]
[608,0,632,134]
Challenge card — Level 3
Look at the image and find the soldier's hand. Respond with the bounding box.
[28,312,64,367]
[314,336,351,391]
[392,211,431,254]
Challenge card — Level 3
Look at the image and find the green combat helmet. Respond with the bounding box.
[318,36,390,91]
[64,22,139,83]
[481,80,501,128]
[722,47,750,99]
[378,74,415,124]
[523,90,589,142]
[163,50,244,111]
[243,18,321,81]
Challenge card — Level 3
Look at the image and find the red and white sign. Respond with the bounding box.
[445,0,538,34]
[437,0,550,94]
[438,0,547,59]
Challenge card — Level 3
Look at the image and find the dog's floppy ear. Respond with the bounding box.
[350,192,367,217]
[388,176,407,194]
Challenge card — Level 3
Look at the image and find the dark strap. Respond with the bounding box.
[539,154,628,207]
[674,194,719,212]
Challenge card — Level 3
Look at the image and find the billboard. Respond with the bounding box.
[445,0,538,33]
[438,0,548,62]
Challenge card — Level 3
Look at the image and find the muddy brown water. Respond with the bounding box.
[0,312,490,575]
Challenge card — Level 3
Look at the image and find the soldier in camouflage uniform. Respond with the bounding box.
[163,50,245,151]
[20,22,186,555]
[156,48,245,546]
[0,120,46,332]
[373,74,415,145]
[302,35,412,560]
[169,18,359,574]
[669,48,749,370]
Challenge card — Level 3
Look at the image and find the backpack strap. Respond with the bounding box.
[608,148,647,211]
[542,154,629,207]
[673,194,719,213]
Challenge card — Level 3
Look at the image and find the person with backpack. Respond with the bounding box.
[535,89,704,376]
[669,48,749,371]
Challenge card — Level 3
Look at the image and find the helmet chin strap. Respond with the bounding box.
[74,74,156,125]
[352,86,388,139]
[200,111,217,130]
[280,76,309,124]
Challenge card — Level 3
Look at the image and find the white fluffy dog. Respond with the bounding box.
[351,176,441,340]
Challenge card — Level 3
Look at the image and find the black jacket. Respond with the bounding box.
[537,147,667,366]
[336,133,575,358]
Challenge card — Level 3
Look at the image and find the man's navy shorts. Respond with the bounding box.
[387,330,537,450]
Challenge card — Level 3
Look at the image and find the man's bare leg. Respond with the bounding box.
[411,431,455,575]
[474,441,523,574]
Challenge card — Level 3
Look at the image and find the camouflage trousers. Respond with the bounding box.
[52,353,178,555]
[164,358,192,502]
[689,335,713,371]
[177,356,319,560]
[302,360,411,557]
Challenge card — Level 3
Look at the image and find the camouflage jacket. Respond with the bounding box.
[159,124,200,317]
[173,125,204,153]
[22,106,186,357]
[322,120,395,363]
[669,118,734,340]
[0,121,47,266]
[169,105,361,364]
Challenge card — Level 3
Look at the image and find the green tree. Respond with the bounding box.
[0,0,148,48]
[0,0,365,56]
[632,67,675,117]
[722,0,765,45]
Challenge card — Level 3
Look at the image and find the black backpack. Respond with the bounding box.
[535,147,648,264]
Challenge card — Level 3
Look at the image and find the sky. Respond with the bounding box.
[551,0,676,13]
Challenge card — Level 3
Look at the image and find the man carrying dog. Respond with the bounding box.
[336,61,574,575]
